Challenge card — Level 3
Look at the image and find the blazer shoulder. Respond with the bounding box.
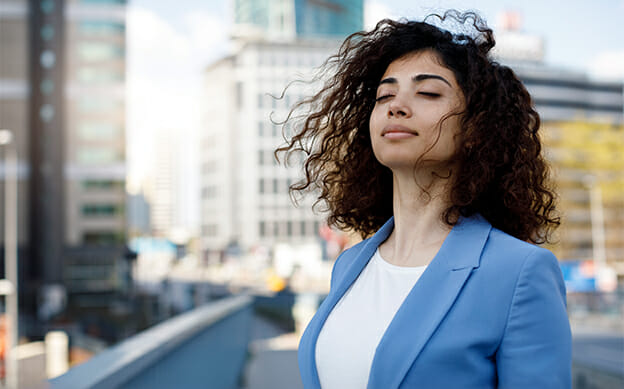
[329,238,369,289]
[485,227,557,263]
[477,228,561,287]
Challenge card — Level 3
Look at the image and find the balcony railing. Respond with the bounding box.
[50,294,253,389]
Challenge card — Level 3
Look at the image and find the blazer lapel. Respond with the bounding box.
[367,214,492,389]
[299,218,395,388]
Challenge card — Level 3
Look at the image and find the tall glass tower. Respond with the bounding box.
[233,0,363,40]
[294,0,363,38]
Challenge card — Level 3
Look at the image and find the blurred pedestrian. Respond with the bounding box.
[277,10,571,389]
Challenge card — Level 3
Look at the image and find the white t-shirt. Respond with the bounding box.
[315,248,427,389]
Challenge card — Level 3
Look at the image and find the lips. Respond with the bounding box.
[381,124,419,137]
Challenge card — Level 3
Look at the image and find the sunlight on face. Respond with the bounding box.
[369,50,465,173]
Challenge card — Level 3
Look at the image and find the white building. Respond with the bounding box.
[200,0,363,255]
[200,39,345,253]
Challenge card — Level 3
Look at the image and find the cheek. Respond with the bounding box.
[368,107,381,133]
[368,111,383,157]
[439,118,463,152]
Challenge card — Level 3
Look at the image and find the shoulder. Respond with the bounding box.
[471,226,565,305]
[491,232,571,387]
[482,227,559,271]
[329,238,369,289]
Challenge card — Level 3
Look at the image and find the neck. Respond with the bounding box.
[381,167,454,267]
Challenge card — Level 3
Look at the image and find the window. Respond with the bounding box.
[77,148,120,164]
[202,161,217,175]
[82,204,121,216]
[258,150,264,165]
[82,180,123,190]
[204,224,217,237]
[78,122,119,140]
[78,42,123,62]
[259,221,266,237]
[80,0,126,4]
[78,98,120,113]
[258,121,264,137]
[259,179,265,193]
[236,82,243,110]
[83,231,124,245]
[79,21,125,36]
[258,93,264,109]
[201,186,217,198]
[77,67,123,84]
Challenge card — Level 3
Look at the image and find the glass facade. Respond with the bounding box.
[79,0,127,4]
[294,0,363,38]
[234,0,270,29]
[78,21,125,36]
[234,0,363,39]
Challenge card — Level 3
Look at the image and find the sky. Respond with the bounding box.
[125,0,624,231]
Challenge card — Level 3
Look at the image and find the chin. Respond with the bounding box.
[376,157,420,171]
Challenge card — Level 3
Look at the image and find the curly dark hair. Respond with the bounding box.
[276,10,559,244]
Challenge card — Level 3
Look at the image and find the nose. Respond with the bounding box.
[388,96,411,118]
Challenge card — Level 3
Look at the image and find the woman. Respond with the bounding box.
[277,11,571,389]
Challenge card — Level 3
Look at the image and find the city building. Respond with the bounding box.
[0,0,30,259]
[64,0,127,248]
[232,0,363,41]
[495,14,624,277]
[145,127,179,238]
[200,0,363,256]
[515,66,623,276]
[201,6,623,279]
[494,11,623,124]
[0,0,131,340]
[541,121,623,273]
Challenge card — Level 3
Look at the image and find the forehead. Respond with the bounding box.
[381,50,458,85]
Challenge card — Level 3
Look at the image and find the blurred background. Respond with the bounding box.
[0,0,622,388]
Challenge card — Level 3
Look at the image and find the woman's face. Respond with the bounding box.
[369,50,465,173]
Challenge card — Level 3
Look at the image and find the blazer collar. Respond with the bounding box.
[299,217,395,388]
[301,213,492,389]
[368,213,491,388]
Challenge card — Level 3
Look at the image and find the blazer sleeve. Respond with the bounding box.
[496,247,572,388]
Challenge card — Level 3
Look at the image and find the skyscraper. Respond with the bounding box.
[0,0,129,339]
[233,0,363,40]
[495,14,624,274]
[201,0,363,255]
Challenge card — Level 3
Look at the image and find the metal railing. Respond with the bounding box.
[50,295,253,389]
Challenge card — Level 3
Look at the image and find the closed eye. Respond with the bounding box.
[418,92,441,97]
[375,94,393,102]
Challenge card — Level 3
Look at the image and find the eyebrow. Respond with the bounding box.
[379,74,452,87]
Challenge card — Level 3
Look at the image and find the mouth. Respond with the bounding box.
[381,125,419,138]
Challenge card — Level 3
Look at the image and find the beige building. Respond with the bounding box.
[200,40,340,253]
[543,121,624,275]
[64,0,127,246]
[0,0,30,245]
[0,0,129,332]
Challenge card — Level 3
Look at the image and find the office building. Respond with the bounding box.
[495,16,624,275]
[0,0,130,339]
[233,0,363,41]
[202,5,623,278]
[201,0,363,254]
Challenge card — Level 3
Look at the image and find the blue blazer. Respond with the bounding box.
[298,214,572,388]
